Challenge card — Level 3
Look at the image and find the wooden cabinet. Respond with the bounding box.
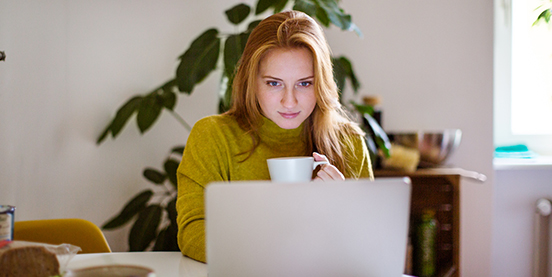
[375,169,463,277]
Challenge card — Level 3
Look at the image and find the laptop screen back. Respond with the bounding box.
[205,177,411,277]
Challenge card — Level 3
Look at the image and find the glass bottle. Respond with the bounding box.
[416,209,437,277]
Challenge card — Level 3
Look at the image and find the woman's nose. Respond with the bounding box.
[281,88,298,108]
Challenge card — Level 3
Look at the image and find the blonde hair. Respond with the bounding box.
[226,10,364,176]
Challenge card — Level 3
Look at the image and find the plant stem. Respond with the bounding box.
[169,110,192,131]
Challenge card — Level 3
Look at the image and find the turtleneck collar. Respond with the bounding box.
[259,116,304,144]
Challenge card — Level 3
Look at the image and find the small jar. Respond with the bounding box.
[0,205,15,241]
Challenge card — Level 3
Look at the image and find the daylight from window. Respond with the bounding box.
[511,0,552,135]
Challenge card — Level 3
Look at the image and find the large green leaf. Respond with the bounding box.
[350,102,374,116]
[166,197,177,225]
[164,223,180,251]
[129,205,162,251]
[96,125,111,145]
[351,102,390,158]
[343,58,360,92]
[333,56,360,102]
[137,92,163,133]
[143,168,166,185]
[160,90,176,111]
[293,0,317,16]
[316,0,350,28]
[314,4,330,27]
[102,190,153,229]
[333,57,346,98]
[255,0,288,14]
[220,27,255,113]
[155,198,179,251]
[247,20,262,32]
[97,80,178,144]
[96,96,143,144]
[218,74,233,113]
[224,33,248,78]
[152,227,168,251]
[315,0,362,36]
[152,222,179,251]
[110,96,143,137]
[176,29,221,94]
[164,158,180,188]
[225,3,251,25]
[160,79,177,110]
[363,113,391,158]
[348,22,362,37]
[220,23,256,111]
[171,145,185,155]
[255,0,274,14]
[334,56,360,92]
[273,0,289,13]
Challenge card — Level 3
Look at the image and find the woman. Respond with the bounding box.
[176,10,373,263]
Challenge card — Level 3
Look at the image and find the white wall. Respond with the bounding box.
[0,0,494,275]
[492,168,552,276]
[0,0,227,251]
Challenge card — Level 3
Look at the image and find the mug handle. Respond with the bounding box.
[313,160,328,170]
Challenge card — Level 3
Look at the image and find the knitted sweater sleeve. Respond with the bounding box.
[176,117,229,263]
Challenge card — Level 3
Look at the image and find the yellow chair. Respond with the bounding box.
[13,218,111,254]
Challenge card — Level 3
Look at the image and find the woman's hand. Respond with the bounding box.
[313,152,345,181]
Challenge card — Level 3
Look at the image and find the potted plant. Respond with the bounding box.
[98,0,388,251]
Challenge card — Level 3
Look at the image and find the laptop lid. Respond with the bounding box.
[205,177,412,277]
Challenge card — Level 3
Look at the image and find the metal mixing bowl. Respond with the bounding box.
[386,129,462,167]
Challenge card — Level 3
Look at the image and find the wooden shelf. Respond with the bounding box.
[375,167,486,182]
[375,170,461,277]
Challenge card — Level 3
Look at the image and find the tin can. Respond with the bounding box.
[0,205,15,241]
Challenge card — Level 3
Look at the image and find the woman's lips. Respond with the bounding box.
[278,111,300,119]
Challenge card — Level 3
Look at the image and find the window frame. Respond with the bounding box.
[494,0,552,156]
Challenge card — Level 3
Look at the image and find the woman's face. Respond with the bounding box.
[256,47,316,130]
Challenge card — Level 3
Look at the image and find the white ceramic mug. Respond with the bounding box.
[267,156,328,183]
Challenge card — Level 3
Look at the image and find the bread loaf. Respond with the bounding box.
[0,241,60,277]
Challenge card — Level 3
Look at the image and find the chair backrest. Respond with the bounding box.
[13,218,111,254]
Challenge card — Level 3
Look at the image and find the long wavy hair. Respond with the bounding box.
[225,10,364,177]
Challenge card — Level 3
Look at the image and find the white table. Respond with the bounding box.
[67,251,413,277]
[66,252,207,277]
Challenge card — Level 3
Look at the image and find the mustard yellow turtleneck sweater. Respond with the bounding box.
[176,114,372,263]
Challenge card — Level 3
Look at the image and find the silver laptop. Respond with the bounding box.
[205,177,411,277]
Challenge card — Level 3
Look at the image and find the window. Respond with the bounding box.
[494,0,552,155]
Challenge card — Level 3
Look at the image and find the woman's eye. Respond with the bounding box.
[266,81,280,87]
[298,81,312,87]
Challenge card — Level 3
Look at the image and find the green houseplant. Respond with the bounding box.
[533,0,552,26]
[98,0,387,251]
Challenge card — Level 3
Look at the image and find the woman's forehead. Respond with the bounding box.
[258,48,314,77]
